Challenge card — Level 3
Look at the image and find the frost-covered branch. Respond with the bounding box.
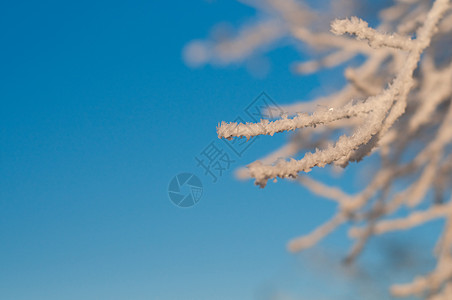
[217,100,374,140]
[331,17,415,50]
[186,0,452,298]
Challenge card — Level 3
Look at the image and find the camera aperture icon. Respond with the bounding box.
[168,173,203,208]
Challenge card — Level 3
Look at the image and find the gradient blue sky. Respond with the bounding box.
[0,1,442,299]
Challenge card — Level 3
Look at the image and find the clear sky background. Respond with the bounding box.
[0,1,443,299]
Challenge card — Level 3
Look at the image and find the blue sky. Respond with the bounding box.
[0,1,442,299]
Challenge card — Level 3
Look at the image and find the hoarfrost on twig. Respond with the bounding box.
[187,0,452,298]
